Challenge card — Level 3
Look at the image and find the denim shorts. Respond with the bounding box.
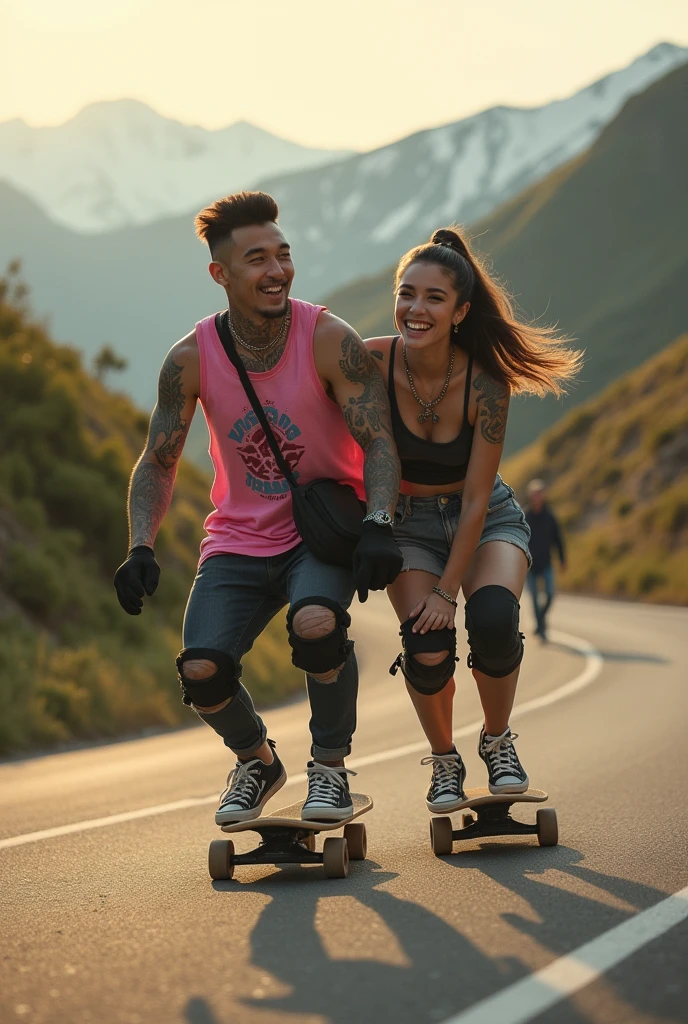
[393,474,532,576]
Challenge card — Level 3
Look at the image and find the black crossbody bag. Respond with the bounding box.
[215,311,365,569]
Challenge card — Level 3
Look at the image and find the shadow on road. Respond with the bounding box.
[590,649,669,665]
[544,640,669,665]
[196,844,686,1024]
[443,843,684,1024]
[185,997,221,1024]
[217,858,510,1023]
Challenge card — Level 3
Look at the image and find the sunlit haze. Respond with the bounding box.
[2,0,687,150]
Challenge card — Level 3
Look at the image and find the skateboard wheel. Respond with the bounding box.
[430,816,453,856]
[208,839,235,880]
[304,834,317,852]
[343,822,367,860]
[322,836,349,878]
[462,813,476,828]
[536,807,558,847]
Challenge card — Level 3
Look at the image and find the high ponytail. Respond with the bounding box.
[395,226,582,397]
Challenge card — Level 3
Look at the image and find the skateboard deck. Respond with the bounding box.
[429,787,558,854]
[209,793,372,881]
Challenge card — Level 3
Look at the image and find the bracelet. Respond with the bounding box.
[432,585,458,608]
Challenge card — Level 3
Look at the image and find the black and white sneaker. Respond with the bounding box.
[421,749,467,813]
[215,740,286,825]
[478,727,529,794]
[301,762,355,821]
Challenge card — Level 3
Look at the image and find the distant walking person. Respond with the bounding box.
[525,479,566,642]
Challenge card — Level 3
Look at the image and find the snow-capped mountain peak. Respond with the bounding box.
[0,99,351,232]
[258,41,687,299]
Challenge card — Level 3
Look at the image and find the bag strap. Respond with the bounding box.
[214,311,298,489]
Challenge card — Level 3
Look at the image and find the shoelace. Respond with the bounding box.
[305,763,357,805]
[420,753,464,796]
[481,730,522,776]
[219,758,264,809]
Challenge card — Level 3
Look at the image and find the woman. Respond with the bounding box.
[366,227,581,812]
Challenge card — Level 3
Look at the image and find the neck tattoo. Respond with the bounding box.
[227,302,292,363]
[403,343,455,423]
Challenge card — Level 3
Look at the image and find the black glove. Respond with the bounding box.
[352,521,403,603]
[113,546,161,615]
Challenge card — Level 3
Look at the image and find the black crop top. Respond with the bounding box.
[387,336,474,485]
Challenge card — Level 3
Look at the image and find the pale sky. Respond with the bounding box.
[1,0,687,151]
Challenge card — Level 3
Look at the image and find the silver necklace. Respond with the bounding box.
[403,343,455,423]
[227,302,291,357]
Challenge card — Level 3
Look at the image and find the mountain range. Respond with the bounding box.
[0,42,684,432]
[0,100,350,233]
[262,42,687,301]
[324,61,688,456]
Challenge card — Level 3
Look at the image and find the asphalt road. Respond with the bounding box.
[1,593,687,1024]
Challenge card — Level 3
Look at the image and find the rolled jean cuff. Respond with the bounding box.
[194,698,267,758]
[231,723,268,759]
[311,743,351,761]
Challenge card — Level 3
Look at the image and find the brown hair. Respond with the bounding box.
[194,191,279,256]
[395,227,582,396]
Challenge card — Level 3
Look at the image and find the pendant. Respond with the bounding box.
[432,412,440,424]
[418,409,430,423]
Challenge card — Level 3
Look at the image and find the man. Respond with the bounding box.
[114,191,402,824]
[525,479,566,642]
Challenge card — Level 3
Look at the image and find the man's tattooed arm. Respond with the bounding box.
[473,371,509,445]
[128,343,198,548]
[335,331,400,512]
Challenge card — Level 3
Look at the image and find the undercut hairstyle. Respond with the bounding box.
[194,191,279,256]
[395,226,583,397]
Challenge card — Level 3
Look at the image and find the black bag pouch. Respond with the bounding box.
[215,312,364,568]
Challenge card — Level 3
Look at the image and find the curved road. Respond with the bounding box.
[1,594,687,1024]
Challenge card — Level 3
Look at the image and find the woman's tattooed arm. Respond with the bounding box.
[128,342,198,548]
[473,371,509,445]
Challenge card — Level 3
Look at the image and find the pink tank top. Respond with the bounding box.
[195,299,365,562]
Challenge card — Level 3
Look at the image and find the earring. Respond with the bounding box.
[453,322,460,334]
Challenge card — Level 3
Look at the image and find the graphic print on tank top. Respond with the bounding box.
[229,401,304,499]
[195,297,364,560]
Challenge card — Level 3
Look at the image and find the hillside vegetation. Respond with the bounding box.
[0,267,300,756]
[325,62,688,456]
[502,335,688,604]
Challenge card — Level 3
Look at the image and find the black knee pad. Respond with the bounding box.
[389,617,458,695]
[176,648,240,707]
[287,597,354,675]
[464,585,524,678]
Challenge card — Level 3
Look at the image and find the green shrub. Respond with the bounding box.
[3,543,67,617]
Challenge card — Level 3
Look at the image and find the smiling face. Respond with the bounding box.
[394,261,470,349]
[210,221,294,321]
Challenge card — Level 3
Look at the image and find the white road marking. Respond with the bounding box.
[0,629,601,851]
[440,883,688,1024]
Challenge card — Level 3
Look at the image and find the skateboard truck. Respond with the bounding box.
[429,788,558,855]
[208,794,372,881]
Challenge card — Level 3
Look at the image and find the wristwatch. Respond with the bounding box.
[362,510,393,526]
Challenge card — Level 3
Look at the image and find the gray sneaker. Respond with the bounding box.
[301,762,355,821]
[215,741,286,825]
[478,727,529,794]
[421,750,467,812]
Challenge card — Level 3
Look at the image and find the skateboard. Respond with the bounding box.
[429,788,558,855]
[208,793,373,881]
